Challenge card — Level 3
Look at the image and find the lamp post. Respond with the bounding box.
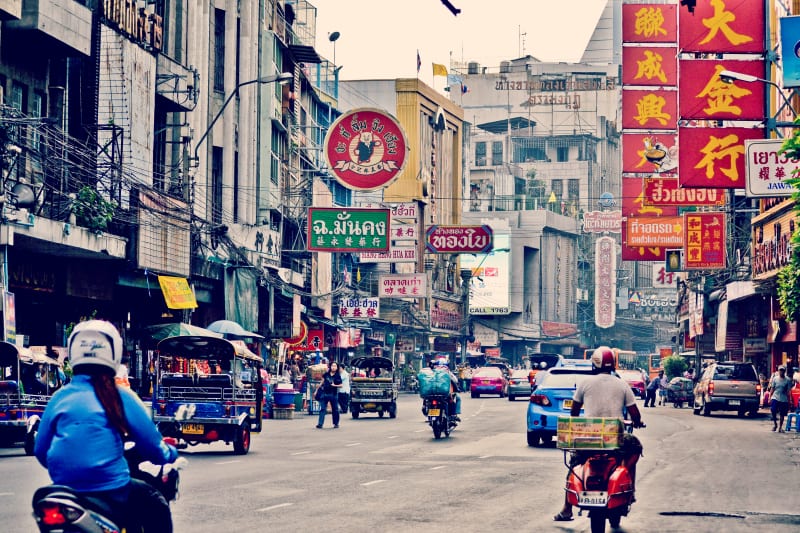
[192,72,293,166]
[460,268,472,366]
[718,69,797,131]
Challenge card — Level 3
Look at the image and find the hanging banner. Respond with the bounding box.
[622,46,678,86]
[622,133,678,175]
[678,127,762,189]
[622,4,678,43]
[684,213,727,270]
[595,236,617,329]
[378,273,427,298]
[622,89,678,130]
[642,178,726,207]
[678,60,765,121]
[679,0,764,54]
[157,275,198,309]
[3,291,15,344]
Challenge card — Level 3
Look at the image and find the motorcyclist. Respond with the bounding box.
[430,360,461,421]
[34,320,180,532]
[553,346,643,522]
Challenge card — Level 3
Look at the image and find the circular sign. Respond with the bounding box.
[323,107,409,191]
[284,320,308,347]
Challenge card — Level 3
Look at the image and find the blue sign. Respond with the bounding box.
[781,16,800,88]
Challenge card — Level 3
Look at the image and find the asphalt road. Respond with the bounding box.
[2,392,799,532]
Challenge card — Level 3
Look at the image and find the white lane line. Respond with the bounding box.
[0,492,13,496]
[430,465,446,470]
[346,442,362,447]
[387,435,399,439]
[479,455,492,459]
[215,460,241,465]
[258,502,294,512]
[291,451,311,456]
[414,429,427,433]
[360,479,386,487]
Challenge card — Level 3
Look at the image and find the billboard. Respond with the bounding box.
[307,208,390,252]
[595,236,616,329]
[744,139,800,197]
[679,1,764,54]
[678,127,762,189]
[781,16,800,88]
[378,273,427,298]
[684,213,726,270]
[459,234,510,315]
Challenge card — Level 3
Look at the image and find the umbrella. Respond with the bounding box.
[206,320,265,340]
[143,323,223,342]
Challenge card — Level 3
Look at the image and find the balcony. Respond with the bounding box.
[6,0,92,56]
[156,55,198,112]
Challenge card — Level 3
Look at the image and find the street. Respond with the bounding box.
[2,393,799,533]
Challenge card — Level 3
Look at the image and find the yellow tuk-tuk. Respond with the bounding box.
[0,342,64,455]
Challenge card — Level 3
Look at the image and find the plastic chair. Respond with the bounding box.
[786,408,800,432]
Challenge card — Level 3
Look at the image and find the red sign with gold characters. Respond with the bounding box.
[679,0,764,54]
[622,47,678,87]
[678,127,762,189]
[622,89,677,130]
[643,178,726,207]
[679,60,764,120]
[323,107,409,191]
[622,133,678,174]
[622,178,677,218]
[622,4,677,43]
[684,213,726,270]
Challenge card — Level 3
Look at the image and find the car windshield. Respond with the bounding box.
[713,364,757,381]
[475,367,502,377]
[511,370,529,379]
[538,372,593,389]
[529,354,561,369]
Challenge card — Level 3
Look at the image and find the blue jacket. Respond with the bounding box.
[34,375,178,493]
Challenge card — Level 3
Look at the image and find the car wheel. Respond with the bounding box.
[527,431,541,447]
[508,394,514,402]
[24,426,38,457]
[378,410,385,418]
[233,423,250,455]
[351,407,360,419]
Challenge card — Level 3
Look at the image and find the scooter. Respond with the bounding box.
[423,394,458,439]
[31,441,185,533]
[562,423,643,533]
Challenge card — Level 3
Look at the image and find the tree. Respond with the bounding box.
[776,133,800,321]
[662,355,687,380]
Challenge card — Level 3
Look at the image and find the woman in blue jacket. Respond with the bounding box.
[34,320,179,532]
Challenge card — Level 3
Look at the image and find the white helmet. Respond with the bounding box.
[68,320,123,373]
[591,346,616,372]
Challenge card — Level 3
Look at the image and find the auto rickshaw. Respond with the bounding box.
[0,342,64,455]
[349,356,398,419]
[152,335,264,455]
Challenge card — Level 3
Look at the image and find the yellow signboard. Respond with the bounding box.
[157,276,197,309]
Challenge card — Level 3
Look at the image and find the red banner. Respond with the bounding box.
[622,133,678,174]
[621,220,667,261]
[622,47,678,86]
[622,89,677,130]
[625,216,684,248]
[622,177,677,218]
[679,60,765,120]
[679,0,764,54]
[678,127,763,189]
[622,4,677,43]
[642,178,726,207]
[684,212,726,270]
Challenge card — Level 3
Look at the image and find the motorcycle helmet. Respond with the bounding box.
[68,319,123,374]
[591,346,616,372]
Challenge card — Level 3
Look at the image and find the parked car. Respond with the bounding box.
[617,369,647,398]
[507,369,532,401]
[693,361,761,417]
[527,353,564,384]
[470,367,508,398]
[526,368,594,447]
[561,358,593,369]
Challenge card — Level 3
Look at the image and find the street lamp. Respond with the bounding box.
[192,72,293,166]
[718,69,797,123]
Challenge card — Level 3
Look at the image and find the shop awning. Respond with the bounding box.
[726,281,757,302]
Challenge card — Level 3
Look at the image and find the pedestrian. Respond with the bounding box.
[338,365,350,415]
[768,365,792,432]
[657,371,669,406]
[315,361,342,429]
[645,370,661,407]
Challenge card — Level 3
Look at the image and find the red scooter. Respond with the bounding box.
[562,423,643,533]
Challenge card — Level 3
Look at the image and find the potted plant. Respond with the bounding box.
[70,186,117,233]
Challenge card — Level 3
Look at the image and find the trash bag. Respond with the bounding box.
[417,369,452,396]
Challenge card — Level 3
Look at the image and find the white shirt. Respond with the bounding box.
[573,373,636,418]
[339,370,350,394]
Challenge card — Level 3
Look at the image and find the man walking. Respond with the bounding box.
[644,370,662,407]
[768,365,792,432]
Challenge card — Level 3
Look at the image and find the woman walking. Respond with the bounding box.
[316,361,342,429]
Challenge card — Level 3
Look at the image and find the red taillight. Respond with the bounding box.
[39,503,68,526]
[530,394,552,406]
[708,382,714,396]
[756,383,762,395]
[431,399,438,406]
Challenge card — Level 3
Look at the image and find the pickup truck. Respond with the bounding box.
[693,361,761,417]
[349,356,398,419]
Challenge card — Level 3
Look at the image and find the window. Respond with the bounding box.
[568,179,579,201]
[556,146,568,162]
[213,9,225,92]
[211,147,224,224]
[491,141,503,165]
[30,92,43,152]
[475,142,486,166]
[551,179,563,199]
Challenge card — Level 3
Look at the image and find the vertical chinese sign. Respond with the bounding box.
[684,213,726,270]
[595,236,617,329]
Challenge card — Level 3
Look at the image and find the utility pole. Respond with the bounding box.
[460,268,472,366]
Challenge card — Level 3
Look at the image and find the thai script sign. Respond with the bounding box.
[595,236,616,329]
[430,298,462,332]
[363,202,419,241]
[157,275,198,310]
[460,234,511,315]
[358,246,418,264]
[582,211,622,233]
[425,225,493,254]
[744,139,800,198]
[307,208,390,252]
[339,297,380,319]
[684,213,726,270]
[323,108,409,191]
[752,210,796,279]
[626,216,684,248]
[643,178,725,207]
[378,273,427,298]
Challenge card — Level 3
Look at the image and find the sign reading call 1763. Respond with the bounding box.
[307,208,391,252]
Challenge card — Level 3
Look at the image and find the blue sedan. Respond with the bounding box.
[526,368,594,447]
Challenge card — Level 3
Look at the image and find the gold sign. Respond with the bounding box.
[158,276,197,310]
[103,0,163,51]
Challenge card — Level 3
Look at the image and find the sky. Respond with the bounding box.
[311,0,608,88]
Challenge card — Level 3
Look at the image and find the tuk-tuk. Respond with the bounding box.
[152,335,263,455]
[0,342,64,455]
[349,356,398,419]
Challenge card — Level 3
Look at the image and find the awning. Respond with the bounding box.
[726,280,757,302]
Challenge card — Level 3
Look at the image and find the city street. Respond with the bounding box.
[2,392,799,532]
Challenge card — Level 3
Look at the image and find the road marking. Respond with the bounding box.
[215,460,241,465]
[0,492,13,496]
[387,435,399,439]
[291,451,311,456]
[258,502,294,512]
[360,479,386,486]
[430,465,446,470]
[346,442,362,447]
[414,429,427,433]
[478,455,492,459]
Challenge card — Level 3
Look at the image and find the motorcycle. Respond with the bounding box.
[424,394,458,439]
[562,422,644,533]
[31,441,185,533]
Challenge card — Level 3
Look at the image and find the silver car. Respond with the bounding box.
[508,369,532,401]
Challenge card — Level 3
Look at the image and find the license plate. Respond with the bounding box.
[578,491,608,507]
[729,400,741,406]
[428,408,441,416]
[563,399,573,409]
[182,423,204,435]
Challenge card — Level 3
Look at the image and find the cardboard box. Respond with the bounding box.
[556,417,623,449]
